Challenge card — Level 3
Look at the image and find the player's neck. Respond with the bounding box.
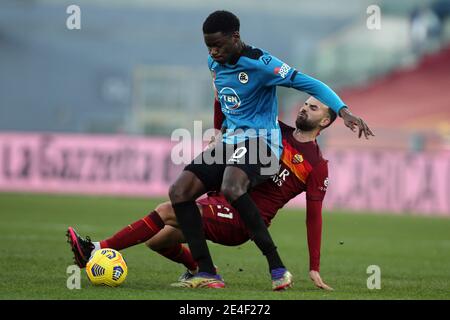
[236,41,245,54]
[293,128,318,143]
[228,41,246,65]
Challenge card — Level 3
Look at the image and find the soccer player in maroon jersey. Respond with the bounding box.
[67,96,370,290]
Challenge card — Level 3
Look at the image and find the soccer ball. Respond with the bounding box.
[86,248,128,287]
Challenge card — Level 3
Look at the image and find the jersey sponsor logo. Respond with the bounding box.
[262,56,272,65]
[272,168,290,187]
[238,72,249,84]
[292,154,303,164]
[219,87,241,110]
[274,63,291,79]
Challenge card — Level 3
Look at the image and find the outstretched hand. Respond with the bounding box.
[339,108,375,139]
[309,270,334,291]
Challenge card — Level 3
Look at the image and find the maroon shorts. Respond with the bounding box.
[197,193,251,246]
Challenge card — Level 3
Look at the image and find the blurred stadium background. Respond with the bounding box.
[1,0,449,216]
[1,0,450,300]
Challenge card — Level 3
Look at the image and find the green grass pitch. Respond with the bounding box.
[0,193,449,300]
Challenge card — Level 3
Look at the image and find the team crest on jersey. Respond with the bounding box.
[292,154,303,164]
[238,72,249,84]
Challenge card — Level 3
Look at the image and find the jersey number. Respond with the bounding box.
[216,205,233,219]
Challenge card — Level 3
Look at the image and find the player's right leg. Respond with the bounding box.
[169,147,225,280]
[67,202,176,268]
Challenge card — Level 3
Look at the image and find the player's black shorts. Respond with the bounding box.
[184,138,280,192]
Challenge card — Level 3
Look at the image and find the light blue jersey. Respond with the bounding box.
[209,45,346,158]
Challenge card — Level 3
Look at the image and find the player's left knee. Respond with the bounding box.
[155,202,174,224]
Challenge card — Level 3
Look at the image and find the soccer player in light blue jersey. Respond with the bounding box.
[169,10,374,290]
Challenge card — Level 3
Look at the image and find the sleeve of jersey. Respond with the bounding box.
[306,160,328,202]
[306,199,322,272]
[305,161,329,271]
[213,98,225,131]
[208,56,225,131]
[259,54,347,115]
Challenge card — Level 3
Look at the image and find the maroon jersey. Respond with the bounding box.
[250,121,329,225]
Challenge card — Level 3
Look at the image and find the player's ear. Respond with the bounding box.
[320,117,331,128]
[232,31,240,41]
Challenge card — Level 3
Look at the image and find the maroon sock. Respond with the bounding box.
[100,211,164,250]
[156,244,198,271]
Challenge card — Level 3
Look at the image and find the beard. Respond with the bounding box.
[295,116,319,132]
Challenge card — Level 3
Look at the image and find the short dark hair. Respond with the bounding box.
[322,108,337,130]
[203,10,240,34]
